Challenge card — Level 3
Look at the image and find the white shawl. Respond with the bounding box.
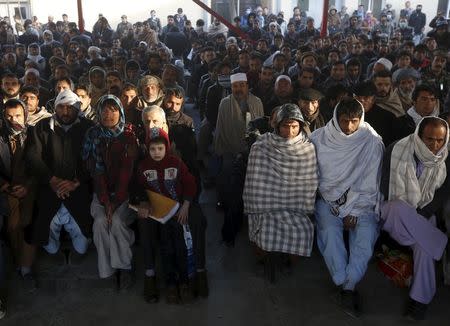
[388,117,449,208]
[310,105,384,217]
[406,106,439,126]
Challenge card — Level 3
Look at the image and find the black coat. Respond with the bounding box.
[25,117,94,245]
[365,105,397,147]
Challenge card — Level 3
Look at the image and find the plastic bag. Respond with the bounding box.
[377,246,413,288]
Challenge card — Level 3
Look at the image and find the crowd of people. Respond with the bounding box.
[0,1,449,322]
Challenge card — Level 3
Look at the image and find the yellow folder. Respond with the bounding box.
[129,190,180,224]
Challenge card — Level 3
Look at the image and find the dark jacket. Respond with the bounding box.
[392,113,415,143]
[365,105,397,147]
[25,117,94,245]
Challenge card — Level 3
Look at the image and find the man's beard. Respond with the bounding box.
[399,88,413,99]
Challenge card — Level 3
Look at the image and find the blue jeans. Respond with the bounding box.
[315,199,379,290]
[43,204,88,255]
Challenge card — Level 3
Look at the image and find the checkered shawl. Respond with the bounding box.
[243,132,318,256]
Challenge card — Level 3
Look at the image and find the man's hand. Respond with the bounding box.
[10,185,28,199]
[50,177,80,199]
[137,201,151,219]
[343,215,358,230]
[177,200,190,225]
[0,183,10,193]
[105,202,116,224]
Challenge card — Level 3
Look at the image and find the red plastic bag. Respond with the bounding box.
[377,247,413,288]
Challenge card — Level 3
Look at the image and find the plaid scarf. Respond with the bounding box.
[82,95,125,174]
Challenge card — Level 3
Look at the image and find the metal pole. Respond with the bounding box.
[77,0,84,33]
[18,0,23,20]
[320,0,329,37]
[237,0,240,17]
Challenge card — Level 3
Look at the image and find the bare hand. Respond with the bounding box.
[137,202,151,219]
[105,202,116,224]
[177,200,190,225]
[343,215,358,230]
[10,185,28,199]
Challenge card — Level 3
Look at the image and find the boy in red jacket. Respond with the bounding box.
[136,127,197,304]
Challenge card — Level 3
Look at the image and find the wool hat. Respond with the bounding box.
[298,88,323,101]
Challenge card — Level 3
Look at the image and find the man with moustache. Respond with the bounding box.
[421,50,450,108]
[373,70,404,117]
[215,73,264,246]
[1,73,21,112]
[393,68,421,113]
[25,89,94,259]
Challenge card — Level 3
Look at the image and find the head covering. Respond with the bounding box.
[275,103,304,129]
[25,68,40,78]
[82,94,126,174]
[275,75,291,85]
[298,88,323,101]
[375,58,393,71]
[310,100,384,217]
[146,127,171,153]
[388,117,449,208]
[353,81,376,96]
[393,68,420,84]
[300,51,318,63]
[230,73,247,84]
[55,89,81,110]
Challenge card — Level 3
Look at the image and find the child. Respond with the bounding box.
[135,127,197,304]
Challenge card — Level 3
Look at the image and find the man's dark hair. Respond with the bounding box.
[346,58,361,67]
[1,72,18,81]
[55,77,74,90]
[353,81,376,96]
[418,117,448,138]
[20,85,39,97]
[167,15,174,19]
[208,59,221,72]
[298,66,317,77]
[325,84,349,100]
[4,98,25,110]
[196,19,205,27]
[336,97,363,120]
[121,82,138,93]
[332,60,345,68]
[74,84,90,95]
[164,85,185,100]
[412,84,437,102]
[106,70,122,80]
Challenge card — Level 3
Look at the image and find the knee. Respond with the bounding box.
[382,199,414,217]
[93,217,108,234]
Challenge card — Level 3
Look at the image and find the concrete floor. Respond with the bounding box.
[2,104,450,325]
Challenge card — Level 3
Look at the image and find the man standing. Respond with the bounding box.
[215,73,264,246]
[380,117,449,320]
[409,5,426,36]
[311,98,384,317]
[25,89,94,258]
[0,99,37,287]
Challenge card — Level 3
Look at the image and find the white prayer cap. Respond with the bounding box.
[376,58,393,71]
[230,73,247,84]
[275,75,291,85]
[55,89,81,110]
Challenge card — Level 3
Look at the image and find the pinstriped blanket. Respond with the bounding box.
[243,132,319,256]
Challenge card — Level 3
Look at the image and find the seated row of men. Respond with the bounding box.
[1,84,206,307]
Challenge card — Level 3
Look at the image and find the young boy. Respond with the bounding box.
[136,127,197,304]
